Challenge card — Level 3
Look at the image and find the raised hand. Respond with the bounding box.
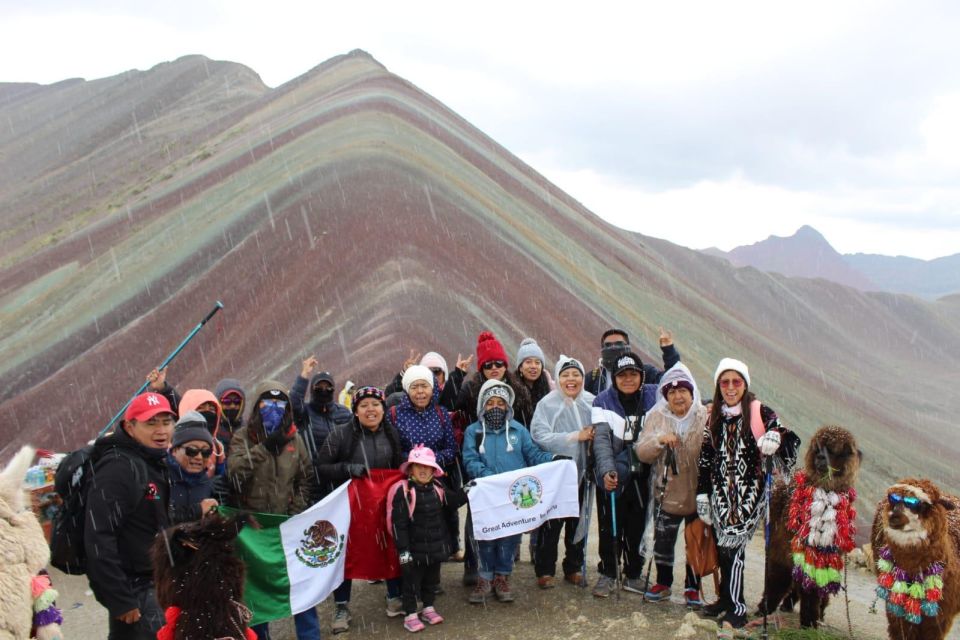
[658,327,674,348]
[402,349,421,372]
[456,353,474,372]
[147,368,166,391]
[301,355,319,379]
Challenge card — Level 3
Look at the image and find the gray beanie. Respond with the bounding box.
[172,411,214,448]
[516,337,545,366]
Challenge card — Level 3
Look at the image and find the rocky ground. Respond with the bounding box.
[55,520,960,640]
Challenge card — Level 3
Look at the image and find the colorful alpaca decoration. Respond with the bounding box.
[787,470,857,596]
[875,545,944,623]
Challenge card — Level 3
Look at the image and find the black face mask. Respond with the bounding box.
[483,407,507,430]
[313,388,334,405]
[198,410,218,433]
[222,409,241,429]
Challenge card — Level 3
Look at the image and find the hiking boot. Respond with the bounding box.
[332,604,351,634]
[644,584,672,602]
[702,600,727,618]
[433,584,445,596]
[592,574,616,598]
[537,575,555,589]
[462,569,478,587]
[420,606,444,625]
[386,596,404,618]
[403,613,425,633]
[564,572,586,587]
[622,577,645,594]
[684,588,704,608]
[492,575,514,602]
[721,612,747,630]
[468,578,492,604]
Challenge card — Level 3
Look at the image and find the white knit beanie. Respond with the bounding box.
[713,357,750,387]
[402,365,435,394]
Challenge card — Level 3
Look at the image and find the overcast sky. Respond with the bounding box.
[2,1,958,259]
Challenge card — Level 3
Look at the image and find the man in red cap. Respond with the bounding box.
[85,392,176,639]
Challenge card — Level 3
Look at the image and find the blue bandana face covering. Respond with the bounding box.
[260,399,287,434]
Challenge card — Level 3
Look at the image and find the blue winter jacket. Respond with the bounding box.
[462,418,555,480]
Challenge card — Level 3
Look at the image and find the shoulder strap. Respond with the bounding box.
[385,478,411,539]
[389,405,398,425]
[750,400,765,443]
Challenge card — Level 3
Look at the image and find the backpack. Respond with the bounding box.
[385,478,446,542]
[49,444,146,575]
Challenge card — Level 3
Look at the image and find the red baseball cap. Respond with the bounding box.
[124,392,174,422]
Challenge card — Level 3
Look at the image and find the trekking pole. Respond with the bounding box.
[761,455,774,640]
[642,447,673,600]
[611,489,621,600]
[99,301,224,437]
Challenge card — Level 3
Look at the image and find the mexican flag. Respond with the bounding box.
[230,481,352,625]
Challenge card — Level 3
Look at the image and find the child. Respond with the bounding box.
[389,445,466,632]
[461,379,559,604]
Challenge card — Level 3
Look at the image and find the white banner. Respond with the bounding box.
[469,460,579,541]
[280,480,352,615]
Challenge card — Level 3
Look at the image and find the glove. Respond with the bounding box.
[696,494,713,526]
[263,429,290,454]
[464,480,477,494]
[553,455,572,461]
[758,430,781,456]
[346,463,367,478]
[399,551,413,565]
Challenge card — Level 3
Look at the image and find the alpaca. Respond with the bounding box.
[0,446,62,639]
[871,478,960,640]
[758,425,861,628]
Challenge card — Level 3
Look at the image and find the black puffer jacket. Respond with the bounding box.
[316,417,403,485]
[390,479,466,563]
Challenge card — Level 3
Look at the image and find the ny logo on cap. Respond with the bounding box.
[617,356,636,368]
[147,394,161,406]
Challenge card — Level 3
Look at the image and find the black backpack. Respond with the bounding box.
[49,444,146,575]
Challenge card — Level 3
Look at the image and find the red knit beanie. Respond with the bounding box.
[476,331,509,370]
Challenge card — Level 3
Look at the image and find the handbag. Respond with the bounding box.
[685,517,719,576]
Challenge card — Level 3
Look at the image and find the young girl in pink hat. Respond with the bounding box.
[389,445,467,632]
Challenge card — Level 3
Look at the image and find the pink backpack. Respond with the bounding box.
[385,478,446,540]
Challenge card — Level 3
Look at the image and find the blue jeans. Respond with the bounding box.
[332,577,402,603]
[251,606,320,640]
[477,534,521,580]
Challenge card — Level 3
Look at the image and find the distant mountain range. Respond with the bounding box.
[1,51,958,510]
[704,225,960,299]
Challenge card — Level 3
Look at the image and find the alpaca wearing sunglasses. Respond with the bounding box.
[871,478,960,640]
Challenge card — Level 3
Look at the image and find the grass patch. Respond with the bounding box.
[771,629,848,640]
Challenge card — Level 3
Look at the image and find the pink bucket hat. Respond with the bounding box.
[399,444,445,476]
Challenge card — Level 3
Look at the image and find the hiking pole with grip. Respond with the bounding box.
[99,301,224,437]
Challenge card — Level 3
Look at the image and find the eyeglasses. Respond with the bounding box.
[482,360,506,370]
[718,378,744,389]
[888,493,924,513]
[429,368,444,376]
[183,446,213,459]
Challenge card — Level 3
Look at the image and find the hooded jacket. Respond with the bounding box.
[530,356,596,478]
[179,388,225,474]
[290,373,353,457]
[634,363,708,516]
[84,426,171,616]
[214,378,246,440]
[227,380,312,515]
[456,369,534,426]
[462,379,555,479]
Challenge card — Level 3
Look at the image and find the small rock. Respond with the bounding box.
[631,611,650,629]
[862,542,875,572]
[848,547,866,568]
[673,622,697,639]
[575,615,588,624]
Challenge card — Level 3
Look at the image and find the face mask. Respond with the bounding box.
[483,407,507,430]
[313,388,334,404]
[601,343,630,372]
[222,408,241,428]
[199,410,218,433]
[260,401,286,434]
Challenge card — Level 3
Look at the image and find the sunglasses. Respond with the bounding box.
[719,378,744,389]
[888,493,924,513]
[482,360,507,370]
[261,399,288,409]
[429,368,444,376]
[183,445,213,459]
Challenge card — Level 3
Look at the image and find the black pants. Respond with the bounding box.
[718,544,748,622]
[653,511,700,590]
[535,481,586,577]
[107,576,164,640]
[401,561,442,615]
[596,475,648,580]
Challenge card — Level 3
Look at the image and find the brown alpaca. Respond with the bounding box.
[758,425,861,628]
[152,513,256,640]
[871,478,960,640]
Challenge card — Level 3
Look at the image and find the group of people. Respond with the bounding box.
[82,326,800,639]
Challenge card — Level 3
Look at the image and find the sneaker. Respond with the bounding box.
[449,550,465,562]
[420,606,444,625]
[492,575,514,602]
[564,572,586,587]
[332,604,351,634]
[433,584,445,596]
[622,577,645,594]
[702,600,727,618]
[462,570,478,587]
[644,584,672,602]
[537,575,555,589]
[721,612,747,630]
[386,596,404,618]
[468,578,492,604]
[403,613,425,633]
[684,588,704,608]
[592,574,616,598]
